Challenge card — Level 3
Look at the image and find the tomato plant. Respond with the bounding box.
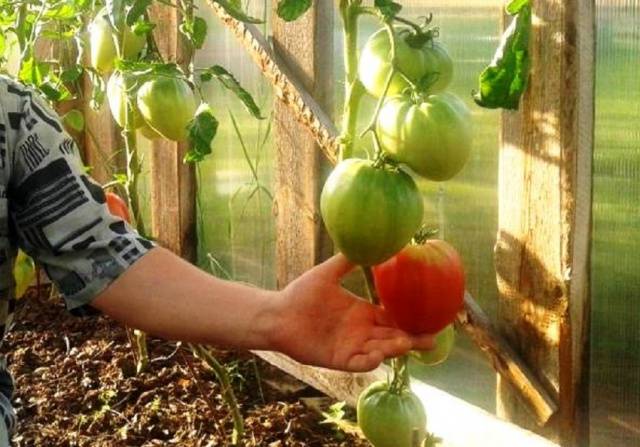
[88,8,145,74]
[106,191,131,223]
[373,239,465,334]
[411,324,455,366]
[136,75,197,142]
[358,27,453,99]
[377,92,472,181]
[357,380,427,447]
[320,158,424,266]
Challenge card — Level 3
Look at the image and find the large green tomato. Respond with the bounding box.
[377,92,472,181]
[358,27,453,98]
[411,324,455,366]
[320,159,423,266]
[357,381,427,447]
[89,9,146,74]
[106,72,161,138]
[136,76,197,141]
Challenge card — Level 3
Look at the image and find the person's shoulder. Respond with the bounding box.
[0,75,32,112]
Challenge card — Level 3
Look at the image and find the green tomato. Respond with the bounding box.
[13,250,36,299]
[89,9,146,74]
[106,72,162,139]
[377,92,472,181]
[136,76,197,142]
[358,27,454,98]
[357,381,427,447]
[320,159,424,266]
[411,324,455,366]
[106,72,145,129]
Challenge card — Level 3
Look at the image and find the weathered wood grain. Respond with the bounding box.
[496,1,594,444]
[147,4,197,261]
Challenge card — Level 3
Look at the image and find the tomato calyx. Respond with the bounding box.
[412,226,440,245]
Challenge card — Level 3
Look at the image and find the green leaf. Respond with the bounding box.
[276,0,312,22]
[86,67,106,109]
[213,0,264,24]
[506,0,529,15]
[186,103,219,163]
[19,57,48,86]
[374,0,402,18]
[199,65,263,119]
[60,66,83,83]
[180,16,207,50]
[0,31,5,59]
[126,0,152,26]
[62,109,85,131]
[473,5,531,110]
[132,19,155,36]
[106,0,126,31]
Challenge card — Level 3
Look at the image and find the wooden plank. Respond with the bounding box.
[272,3,334,286]
[207,0,558,424]
[147,4,197,260]
[496,1,594,444]
[255,351,559,447]
[82,88,123,184]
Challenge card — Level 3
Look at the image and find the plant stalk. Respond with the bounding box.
[191,344,244,445]
[339,0,365,160]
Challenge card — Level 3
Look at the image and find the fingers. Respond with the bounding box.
[410,333,435,351]
[316,253,354,280]
[364,336,412,359]
[346,351,385,372]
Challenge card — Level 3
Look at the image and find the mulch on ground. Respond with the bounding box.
[1,288,368,447]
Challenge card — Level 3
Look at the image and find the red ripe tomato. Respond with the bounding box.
[105,191,131,223]
[373,239,464,334]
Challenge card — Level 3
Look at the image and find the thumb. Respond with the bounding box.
[316,253,354,280]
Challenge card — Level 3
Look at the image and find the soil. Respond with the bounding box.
[1,288,369,447]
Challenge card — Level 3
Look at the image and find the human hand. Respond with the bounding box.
[267,254,434,372]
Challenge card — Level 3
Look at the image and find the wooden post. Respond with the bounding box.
[148,5,197,260]
[272,3,334,287]
[82,87,123,184]
[495,1,594,444]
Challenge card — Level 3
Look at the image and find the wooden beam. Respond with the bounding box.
[271,1,334,286]
[207,0,340,165]
[207,0,558,424]
[147,4,197,260]
[496,1,594,444]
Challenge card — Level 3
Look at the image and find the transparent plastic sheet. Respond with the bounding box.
[194,0,276,290]
[591,1,640,445]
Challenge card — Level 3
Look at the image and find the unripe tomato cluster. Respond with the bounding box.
[321,25,471,447]
[88,11,197,142]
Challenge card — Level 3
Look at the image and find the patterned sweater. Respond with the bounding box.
[0,75,153,432]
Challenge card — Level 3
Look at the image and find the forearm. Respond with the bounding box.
[91,247,280,350]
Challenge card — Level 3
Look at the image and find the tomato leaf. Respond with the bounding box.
[213,0,264,24]
[180,16,207,50]
[199,65,264,119]
[276,0,312,22]
[60,66,83,83]
[126,0,152,26]
[132,19,155,36]
[506,0,529,15]
[473,4,531,110]
[374,0,402,18]
[62,109,85,131]
[186,103,219,163]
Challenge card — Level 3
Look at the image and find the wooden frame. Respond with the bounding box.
[496,2,594,445]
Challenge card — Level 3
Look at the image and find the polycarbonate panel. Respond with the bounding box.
[194,0,276,289]
[590,1,640,445]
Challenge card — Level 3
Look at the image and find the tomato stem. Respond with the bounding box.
[362,267,379,305]
[390,355,411,393]
[339,1,365,160]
